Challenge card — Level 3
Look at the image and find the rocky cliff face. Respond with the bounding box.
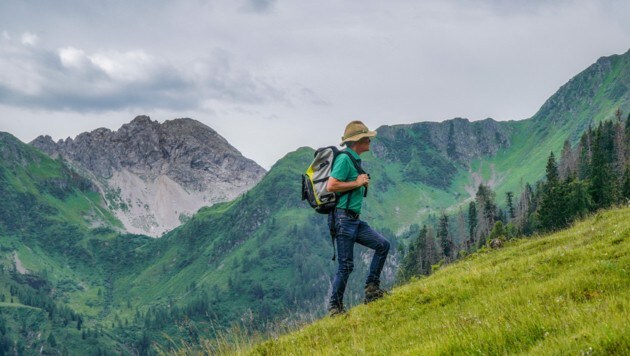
[31,116,266,236]
[371,117,512,189]
[373,117,512,165]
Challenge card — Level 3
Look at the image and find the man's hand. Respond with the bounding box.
[356,174,370,188]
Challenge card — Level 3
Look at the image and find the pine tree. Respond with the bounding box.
[505,191,515,220]
[546,151,560,185]
[538,152,567,231]
[590,123,615,208]
[47,333,57,347]
[622,165,630,203]
[515,183,535,235]
[396,243,417,284]
[488,221,506,242]
[613,121,626,176]
[559,140,575,179]
[577,129,592,180]
[474,184,496,247]
[423,228,439,274]
[564,174,591,221]
[397,225,429,283]
[467,202,477,250]
[437,213,452,261]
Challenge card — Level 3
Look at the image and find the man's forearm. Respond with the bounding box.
[327,179,360,193]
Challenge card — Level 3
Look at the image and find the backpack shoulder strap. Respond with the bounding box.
[338,150,368,198]
[338,150,365,175]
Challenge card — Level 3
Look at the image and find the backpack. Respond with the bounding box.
[301,146,366,214]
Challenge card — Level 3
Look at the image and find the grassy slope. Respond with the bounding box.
[251,207,629,355]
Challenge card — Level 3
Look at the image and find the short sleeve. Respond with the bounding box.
[330,154,353,182]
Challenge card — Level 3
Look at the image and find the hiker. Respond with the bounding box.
[327,120,390,316]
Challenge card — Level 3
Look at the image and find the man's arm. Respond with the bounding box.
[327,175,369,193]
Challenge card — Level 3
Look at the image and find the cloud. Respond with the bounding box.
[242,0,277,13]
[20,32,38,46]
[0,33,287,113]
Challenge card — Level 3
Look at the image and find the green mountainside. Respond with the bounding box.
[479,50,630,199]
[252,207,630,355]
[0,132,134,353]
[0,49,628,354]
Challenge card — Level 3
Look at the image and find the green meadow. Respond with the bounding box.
[237,207,630,355]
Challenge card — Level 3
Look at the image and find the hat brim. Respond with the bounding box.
[340,130,377,146]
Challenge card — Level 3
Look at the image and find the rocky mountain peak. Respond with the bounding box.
[30,116,267,236]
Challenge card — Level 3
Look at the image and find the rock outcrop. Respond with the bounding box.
[31,116,266,236]
[371,117,512,189]
[373,117,512,166]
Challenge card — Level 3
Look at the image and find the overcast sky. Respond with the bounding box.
[0,0,628,168]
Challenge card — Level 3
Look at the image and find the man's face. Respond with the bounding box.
[356,137,371,154]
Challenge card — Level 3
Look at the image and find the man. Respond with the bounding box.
[326,120,390,317]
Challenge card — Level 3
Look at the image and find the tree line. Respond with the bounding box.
[398,113,630,283]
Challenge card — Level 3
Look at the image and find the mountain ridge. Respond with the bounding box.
[30,115,267,236]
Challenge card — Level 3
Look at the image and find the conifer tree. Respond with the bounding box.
[590,123,615,208]
[564,173,591,221]
[396,243,418,284]
[613,121,626,176]
[437,213,452,261]
[467,202,477,250]
[505,191,515,219]
[559,140,575,179]
[515,183,535,235]
[538,152,567,231]
[622,166,630,203]
[424,228,439,274]
[397,225,429,283]
[47,333,57,347]
[417,225,431,275]
[577,128,592,180]
[474,184,496,247]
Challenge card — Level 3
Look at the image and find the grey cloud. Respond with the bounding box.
[0,38,286,113]
[241,0,277,13]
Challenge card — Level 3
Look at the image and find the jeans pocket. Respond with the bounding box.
[335,213,356,237]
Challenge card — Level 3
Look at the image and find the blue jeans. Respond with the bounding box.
[328,209,390,308]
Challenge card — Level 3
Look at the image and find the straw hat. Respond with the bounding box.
[340,120,377,146]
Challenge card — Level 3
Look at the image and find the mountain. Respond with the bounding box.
[31,116,266,236]
[0,131,129,353]
[365,49,630,232]
[251,207,630,354]
[0,49,628,354]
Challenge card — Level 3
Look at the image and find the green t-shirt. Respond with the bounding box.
[330,148,365,214]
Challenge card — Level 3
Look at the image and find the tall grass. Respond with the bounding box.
[239,207,630,355]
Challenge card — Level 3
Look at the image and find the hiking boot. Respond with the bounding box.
[328,303,346,317]
[364,283,388,304]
